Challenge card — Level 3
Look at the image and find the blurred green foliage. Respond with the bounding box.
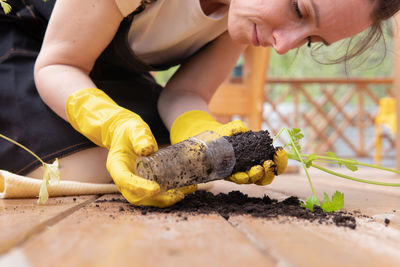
[269,22,394,78]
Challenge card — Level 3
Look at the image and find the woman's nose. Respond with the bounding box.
[272,30,307,55]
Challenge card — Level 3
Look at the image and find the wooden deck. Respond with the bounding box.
[0,167,399,267]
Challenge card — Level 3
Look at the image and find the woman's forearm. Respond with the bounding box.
[158,88,209,130]
[34,64,96,121]
[33,0,123,121]
[158,32,246,130]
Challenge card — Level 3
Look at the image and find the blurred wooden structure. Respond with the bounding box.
[212,69,395,160]
[266,78,394,158]
[209,46,397,161]
[209,46,270,131]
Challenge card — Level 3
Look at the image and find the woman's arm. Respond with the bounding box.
[34,0,125,120]
[158,32,247,130]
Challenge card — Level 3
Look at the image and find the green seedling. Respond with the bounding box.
[1,0,59,202]
[274,128,400,213]
[0,133,60,204]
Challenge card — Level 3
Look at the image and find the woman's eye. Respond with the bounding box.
[292,1,303,19]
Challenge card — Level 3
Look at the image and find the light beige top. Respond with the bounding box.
[114,0,228,67]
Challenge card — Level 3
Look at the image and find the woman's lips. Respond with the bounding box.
[252,24,260,46]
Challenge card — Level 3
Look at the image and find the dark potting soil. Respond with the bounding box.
[224,130,276,173]
[97,190,357,230]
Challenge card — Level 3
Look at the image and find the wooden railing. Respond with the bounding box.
[263,78,394,159]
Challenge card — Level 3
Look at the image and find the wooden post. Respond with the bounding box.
[209,47,270,129]
[243,47,270,130]
[394,14,400,170]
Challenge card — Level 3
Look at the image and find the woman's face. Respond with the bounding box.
[228,0,375,54]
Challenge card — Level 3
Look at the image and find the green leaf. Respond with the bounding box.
[37,166,49,204]
[305,153,316,168]
[0,133,60,204]
[300,195,321,212]
[320,191,344,212]
[343,159,358,171]
[288,128,304,154]
[38,180,49,204]
[289,128,304,142]
[344,163,358,171]
[326,151,338,158]
[46,158,60,185]
[325,152,358,171]
[37,159,60,204]
[326,151,342,166]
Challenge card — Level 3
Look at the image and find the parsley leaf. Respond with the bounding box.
[344,161,358,172]
[320,191,344,212]
[326,151,340,165]
[288,128,304,154]
[300,195,320,212]
[305,153,316,168]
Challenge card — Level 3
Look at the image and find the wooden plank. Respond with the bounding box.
[208,168,400,266]
[229,217,400,267]
[9,194,274,267]
[0,195,97,254]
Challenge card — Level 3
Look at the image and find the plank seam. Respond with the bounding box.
[0,195,101,255]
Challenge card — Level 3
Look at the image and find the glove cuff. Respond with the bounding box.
[170,110,222,144]
[66,88,142,148]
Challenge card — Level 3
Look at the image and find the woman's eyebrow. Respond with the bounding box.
[310,0,320,28]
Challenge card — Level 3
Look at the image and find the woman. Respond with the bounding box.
[1,0,399,206]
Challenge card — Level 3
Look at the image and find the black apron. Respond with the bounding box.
[0,0,170,175]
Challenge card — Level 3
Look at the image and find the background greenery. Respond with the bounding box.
[268,27,394,78]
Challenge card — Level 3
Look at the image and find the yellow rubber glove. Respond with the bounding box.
[246,147,288,185]
[66,88,196,207]
[170,110,287,185]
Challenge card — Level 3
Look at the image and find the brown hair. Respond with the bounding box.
[311,0,400,65]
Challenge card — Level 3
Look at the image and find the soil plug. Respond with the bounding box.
[135,130,277,190]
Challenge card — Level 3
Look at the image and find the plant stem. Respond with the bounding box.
[273,128,285,143]
[301,154,400,175]
[283,128,316,195]
[0,133,44,165]
[311,164,400,186]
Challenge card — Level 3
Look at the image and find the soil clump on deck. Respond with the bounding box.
[98,190,358,229]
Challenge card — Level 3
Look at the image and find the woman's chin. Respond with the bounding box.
[227,29,249,45]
